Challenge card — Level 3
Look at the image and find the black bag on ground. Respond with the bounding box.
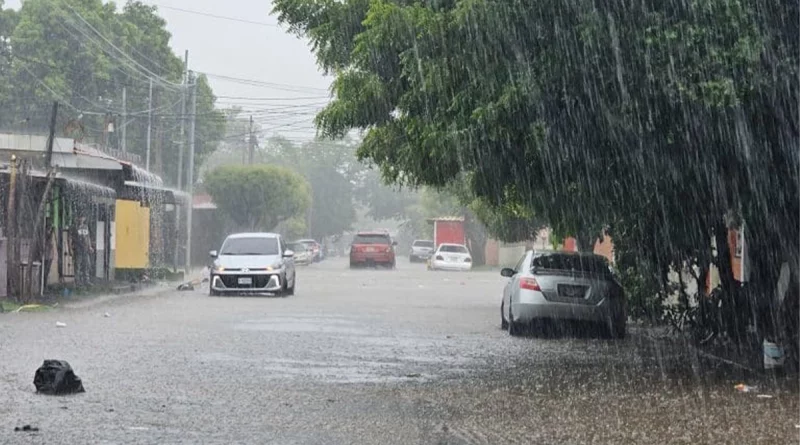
[33,360,85,395]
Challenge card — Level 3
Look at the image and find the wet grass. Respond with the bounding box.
[0,300,55,313]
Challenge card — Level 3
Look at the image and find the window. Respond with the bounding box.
[531,254,611,276]
[514,252,528,273]
[352,234,390,245]
[439,245,468,253]
[413,240,434,248]
[220,237,280,255]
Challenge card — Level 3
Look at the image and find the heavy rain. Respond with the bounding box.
[0,0,797,443]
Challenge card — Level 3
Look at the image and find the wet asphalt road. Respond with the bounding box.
[1,258,798,444]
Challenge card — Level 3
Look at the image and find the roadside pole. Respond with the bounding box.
[175,50,188,272]
[146,78,153,170]
[184,72,197,272]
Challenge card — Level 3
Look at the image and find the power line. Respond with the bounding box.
[215,95,329,101]
[199,71,330,94]
[142,2,280,28]
[59,0,184,91]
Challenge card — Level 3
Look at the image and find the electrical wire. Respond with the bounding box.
[141,2,280,28]
[59,0,184,91]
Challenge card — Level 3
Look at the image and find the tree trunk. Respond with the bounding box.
[713,220,736,296]
[576,231,597,253]
[24,171,56,302]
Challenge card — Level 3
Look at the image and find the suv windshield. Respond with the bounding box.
[289,243,307,252]
[220,237,280,256]
[532,254,611,276]
[439,245,468,253]
[353,234,390,244]
[413,241,434,248]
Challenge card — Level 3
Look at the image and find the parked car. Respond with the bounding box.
[409,240,435,263]
[350,231,397,268]
[295,239,322,262]
[500,251,626,338]
[208,232,296,297]
[429,243,472,271]
[289,242,313,266]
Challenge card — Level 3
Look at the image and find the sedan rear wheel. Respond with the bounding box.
[500,301,508,330]
[508,303,522,336]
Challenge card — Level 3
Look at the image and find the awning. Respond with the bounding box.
[21,169,117,198]
[51,152,122,170]
[123,180,189,204]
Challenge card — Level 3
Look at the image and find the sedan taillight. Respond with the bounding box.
[464,257,472,263]
[520,277,541,291]
[435,255,444,261]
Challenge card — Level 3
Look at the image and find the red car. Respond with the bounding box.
[349,231,396,268]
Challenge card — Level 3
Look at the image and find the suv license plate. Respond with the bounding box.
[238,277,253,285]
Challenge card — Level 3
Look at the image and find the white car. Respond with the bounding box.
[209,233,296,296]
[429,243,473,271]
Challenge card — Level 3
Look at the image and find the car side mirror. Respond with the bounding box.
[283,249,295,258]
[500,268,515,278]
[392,241,398,246]
[209,250,218,258]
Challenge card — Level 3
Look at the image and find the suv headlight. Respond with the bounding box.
[266,262,283,271]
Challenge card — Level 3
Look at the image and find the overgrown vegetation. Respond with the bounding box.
[272,0,799,350]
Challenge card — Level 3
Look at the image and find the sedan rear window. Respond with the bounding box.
[439,245,468,253]
[532,254,611,275]
[221,237,280,255]
[413,241,434,248]
[352,235,390,245]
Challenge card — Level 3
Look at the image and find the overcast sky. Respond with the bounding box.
[8,0,332,141]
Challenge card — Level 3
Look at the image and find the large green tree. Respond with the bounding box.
[0,0,226,186]
[273,0,799,338]
[204,164,312,231]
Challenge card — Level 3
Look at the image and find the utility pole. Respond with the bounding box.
[175,50,188,271]
[248,115,254,164]
[121,86,127,152]
[6,155,17,299]
[44,101,58,168]
[184,72,197,271]
[145,78,153,170]
[177,50,188,191]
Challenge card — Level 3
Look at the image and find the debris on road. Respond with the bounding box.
[405,373,422,378]
[756,394,774,399]
[103,312,111,318]
[34,360,86,395]
[55,321,67,328]
[734,383,756,393]
[14,425,39,432]
[177,282,195,291]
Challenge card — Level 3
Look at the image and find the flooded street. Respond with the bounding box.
[1,258,797,444]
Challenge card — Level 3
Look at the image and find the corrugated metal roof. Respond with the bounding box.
[425,216,465,222]
[51,152,122,170]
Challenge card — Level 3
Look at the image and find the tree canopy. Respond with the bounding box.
[204,164,312,232]
[273,0,799,335]
[0,0,226,185]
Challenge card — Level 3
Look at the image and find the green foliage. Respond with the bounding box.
[274,0,799,330]
[204,164,312,232]
[0,0,226,186]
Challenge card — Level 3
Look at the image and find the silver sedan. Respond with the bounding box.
[500,250,627,338]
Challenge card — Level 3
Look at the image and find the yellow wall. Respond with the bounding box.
[114,200,150,269]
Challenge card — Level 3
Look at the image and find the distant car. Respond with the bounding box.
[350,231,397,268]
[289,242,312,266]
[429,243,472,271]
[409,240,435,263]
[295,239,322,262]
[500,251,626,338]
[208,232,296,297]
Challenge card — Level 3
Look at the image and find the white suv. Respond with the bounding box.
[409,240,435,263]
